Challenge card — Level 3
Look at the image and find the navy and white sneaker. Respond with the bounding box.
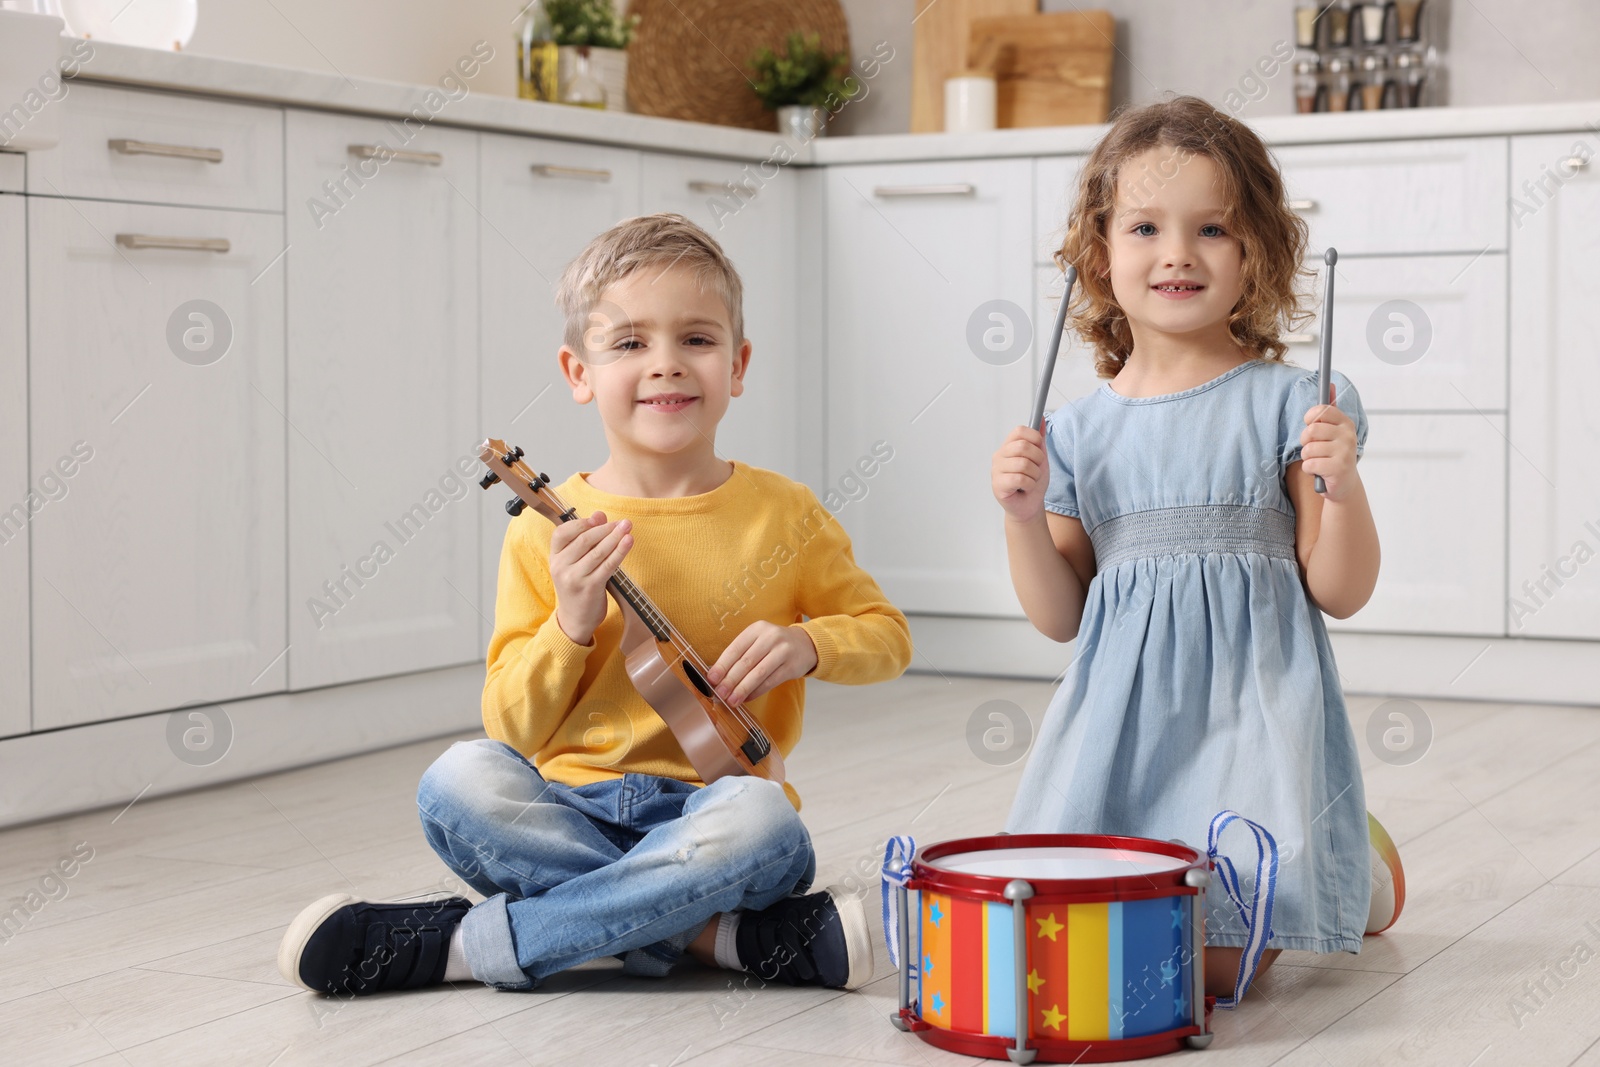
[278,893,471,995]
[735,884,874,990]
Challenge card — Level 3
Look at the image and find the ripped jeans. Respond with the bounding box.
[416,738,816,989]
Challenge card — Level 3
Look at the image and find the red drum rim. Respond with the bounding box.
[910,834,1206,904]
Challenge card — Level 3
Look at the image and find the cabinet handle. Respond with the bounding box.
[107,138,224,164]
[1283,331,1318,345]
[115,234,231,253]
[873,183,976,198]
[687,179,753,197]
[532,164,612,182]
[1289,198,1319,212]
[348,144,443,166]
[1564,156,1589,172]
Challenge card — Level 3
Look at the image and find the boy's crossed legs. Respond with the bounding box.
[278,738,873,996]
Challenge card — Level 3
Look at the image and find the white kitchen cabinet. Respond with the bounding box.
[1274,137,1507,256]
[28,197,287,729]
[825,159,1034,617]
[0,195,27,739]
[1507,134,1600,640]
[477,132,641,639]
[1034,155,1082,265]
[1326,413,1506,637]
[27,85,283,212]
[1287,252,1508,412]
[640,152,801,480]
[284,111,480,689]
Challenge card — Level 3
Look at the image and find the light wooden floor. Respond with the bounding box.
[3,673,1599,1066]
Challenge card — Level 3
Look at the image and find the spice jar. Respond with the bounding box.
[1324,55,1355,112]
[1294,57,1325,113]
[1357,52,1391,109]
[1323,0,1354,49]
[1356,0,1391,46]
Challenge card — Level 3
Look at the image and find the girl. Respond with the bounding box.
[990,94,1401,1002]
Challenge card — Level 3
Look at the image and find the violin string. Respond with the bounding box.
[529,470,771,748]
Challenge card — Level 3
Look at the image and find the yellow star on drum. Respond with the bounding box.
[1035,913,1064,941]
[1040,1004,1066,1031]
[1026,968,1045,995]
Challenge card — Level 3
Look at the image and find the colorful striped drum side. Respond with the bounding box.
[920,891,1194,1042]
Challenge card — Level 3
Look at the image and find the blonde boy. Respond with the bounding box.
[278,214,913,997]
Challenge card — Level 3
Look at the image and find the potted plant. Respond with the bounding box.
[750,31,859,140]
[547,0,640,111]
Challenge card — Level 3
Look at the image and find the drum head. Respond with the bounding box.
[930,845,1190,881]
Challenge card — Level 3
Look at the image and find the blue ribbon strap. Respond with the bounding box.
[1207,809,1279,1009]
[880,835,917,978]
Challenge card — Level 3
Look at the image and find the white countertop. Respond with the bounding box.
[65,37,1600,165]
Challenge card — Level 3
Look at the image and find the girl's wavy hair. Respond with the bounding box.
[1053,94,1315,378]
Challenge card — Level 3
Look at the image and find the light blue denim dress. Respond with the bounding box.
[1006,358,1370,954]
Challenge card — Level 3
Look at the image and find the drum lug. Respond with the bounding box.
[1002,880,1037,1066]
[1185,866,1211,1038]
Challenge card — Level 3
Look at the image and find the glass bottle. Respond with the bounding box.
[1357,52,1391,109]
[1294,1,1322,49]
[1394,0,1426,43]
[1324,55,1354,112]
[1323,0,1354,49]
[1388,47,1427,107]
[561,46,608,109]
[1356,0,1390,47]
[517,2,558,102]
[1294,57,1325,113]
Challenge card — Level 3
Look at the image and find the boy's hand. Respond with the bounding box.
[1299,382,1362,503]
[706,622,818,707]
[550,510,632,646]
[992,422,1048,524]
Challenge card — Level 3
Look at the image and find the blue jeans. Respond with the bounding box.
[416,738,816,990]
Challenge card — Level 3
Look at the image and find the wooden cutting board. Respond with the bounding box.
[969,10,1115,128]
[910,0,1037,134]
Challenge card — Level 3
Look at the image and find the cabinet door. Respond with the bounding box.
[478,133,641,637]
[1326,413,1505,637]
[0,195,26,739]
[1507,134,1600,639]
[28,198,286,729]
[1289,252,1507,412]
[640,152,800,480]
[825,159,1034,616]
[285,112,479,689]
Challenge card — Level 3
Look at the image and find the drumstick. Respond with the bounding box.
[1028,263,1077,431]
[1314,247,1338,495]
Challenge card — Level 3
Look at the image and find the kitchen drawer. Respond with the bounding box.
[1274,137,1507,255]
[1034,155,1082,265]
[0,152,21,194]
[27,84,283,212]
[1287,251,1507,412]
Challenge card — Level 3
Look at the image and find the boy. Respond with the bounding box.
[277,213,913,997]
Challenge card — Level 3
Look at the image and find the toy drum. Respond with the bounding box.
[887,834,1215,1064]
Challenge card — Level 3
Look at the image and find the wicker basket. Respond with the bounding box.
[624,0,849,131]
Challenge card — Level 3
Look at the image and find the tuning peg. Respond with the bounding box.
[513,446,525,459]
[478,471,500,489]
[505,497,526,517]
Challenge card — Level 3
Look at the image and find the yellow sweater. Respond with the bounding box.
[482,460,913,809]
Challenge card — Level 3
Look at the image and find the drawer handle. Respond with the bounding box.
[1564,156,1589,172]
[1283,331,1318,345]
[348,144,443,166]
[1289,198,1319,212]
[532,164,612,182]
[115,233,231,253]
[873,183,976,198]
[108,138,224,164]
[687,179,753,197]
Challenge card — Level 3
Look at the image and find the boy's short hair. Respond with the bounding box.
[555,213,745,354]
